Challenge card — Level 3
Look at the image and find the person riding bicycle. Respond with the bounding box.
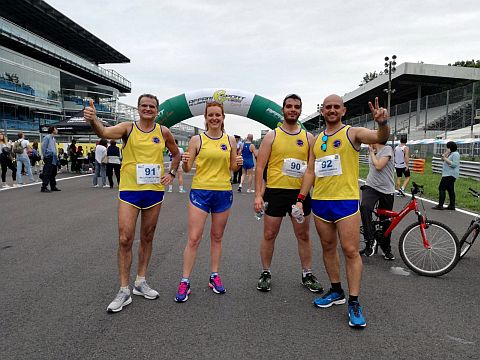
[360,140,395,260]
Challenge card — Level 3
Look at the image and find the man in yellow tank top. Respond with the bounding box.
[84,94,180,313]
[297,95,390,328]
[253,94,323,293]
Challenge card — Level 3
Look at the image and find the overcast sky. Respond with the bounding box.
[47,0,480,138]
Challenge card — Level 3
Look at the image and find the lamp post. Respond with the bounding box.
[384,55,397,146]
[317,103,321,134]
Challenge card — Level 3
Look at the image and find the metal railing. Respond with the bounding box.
[432,157,480,181]
[360,155,480,181]
[345,81,479,140]
[0,17,131,90]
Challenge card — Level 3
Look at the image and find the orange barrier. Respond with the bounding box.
[410,159,425,174]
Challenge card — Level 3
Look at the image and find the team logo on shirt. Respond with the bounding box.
[220,144,228,151]
[152,137,160,144]
[333,139,341,148]
[296,139,304,147]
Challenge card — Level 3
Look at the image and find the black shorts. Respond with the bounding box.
[395,167,410,177]
[263,187,311,217]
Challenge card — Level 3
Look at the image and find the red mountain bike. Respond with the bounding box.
[361,183,460,277]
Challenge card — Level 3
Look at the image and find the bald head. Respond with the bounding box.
[323,94,344,106]
[247,134,253,141]
[321,94,346,125]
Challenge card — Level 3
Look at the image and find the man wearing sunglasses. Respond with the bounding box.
[253,94,323,294]
[296,95,390,328]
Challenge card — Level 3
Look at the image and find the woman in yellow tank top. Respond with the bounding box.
[174,102,244,302]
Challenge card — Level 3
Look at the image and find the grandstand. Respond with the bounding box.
[303,63,480,142]
[0,0,131,141]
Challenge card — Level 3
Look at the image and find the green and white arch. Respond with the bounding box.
[155,88,291,129]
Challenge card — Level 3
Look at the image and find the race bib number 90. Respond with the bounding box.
[136,164,161,184]
[282,158,307,178]
[314,155,342,177]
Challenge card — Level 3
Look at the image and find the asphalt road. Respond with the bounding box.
[1,173,479,359]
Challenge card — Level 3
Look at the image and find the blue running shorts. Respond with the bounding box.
[243,160,254,170]
[311,199,359,223]
[189,189,233,213]
[119,190,164,209]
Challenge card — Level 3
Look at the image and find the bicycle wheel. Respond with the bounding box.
[459,223,479,259]
[399,220,459,277]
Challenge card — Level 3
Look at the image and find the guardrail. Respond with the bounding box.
[432,157,480,181]
[360,155,479,181]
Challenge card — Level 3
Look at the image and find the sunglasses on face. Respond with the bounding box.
[321,134,328,151]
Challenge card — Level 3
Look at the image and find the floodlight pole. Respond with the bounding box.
[317,103,321,134]
[384,55,397,147]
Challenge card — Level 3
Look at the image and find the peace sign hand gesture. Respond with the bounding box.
[368,97,389,123]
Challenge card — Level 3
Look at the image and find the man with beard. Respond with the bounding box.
[296,95,390,328]
[253,94,323,293]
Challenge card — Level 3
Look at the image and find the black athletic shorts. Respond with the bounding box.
[395,167,410,177]
[263,187,312,217]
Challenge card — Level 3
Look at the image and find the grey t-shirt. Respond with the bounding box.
[366,145,395,194]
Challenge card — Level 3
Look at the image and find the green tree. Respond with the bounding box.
[448,59,480,68]
[359,71,378,86]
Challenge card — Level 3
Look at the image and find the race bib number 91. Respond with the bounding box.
[282,158,307,178]
[136,164,161,184]
[314,155,342,178]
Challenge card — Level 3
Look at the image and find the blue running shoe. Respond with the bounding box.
[209,274,226,294]
[175,281,191,302]
[313,289,346,308]
[348,301,367,328]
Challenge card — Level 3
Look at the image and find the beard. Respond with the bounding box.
[283,116,299,125]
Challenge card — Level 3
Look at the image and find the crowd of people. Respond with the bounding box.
[3,91,463,330]
[81,92,394,330]
[0,129,123,191]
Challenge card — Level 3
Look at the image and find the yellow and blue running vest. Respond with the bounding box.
[119,122,166,191]
[312,125,360,200]
[267,127,309,189]
[192,132,232,191]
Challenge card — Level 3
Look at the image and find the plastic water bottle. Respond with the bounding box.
[255,202,268,221]
[291,204,305,224]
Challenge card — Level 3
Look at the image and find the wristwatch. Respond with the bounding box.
[169,168,177,177]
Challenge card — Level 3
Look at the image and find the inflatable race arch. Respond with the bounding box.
[155,88,287,129]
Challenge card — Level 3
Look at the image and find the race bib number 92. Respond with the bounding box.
[314,155,342,178]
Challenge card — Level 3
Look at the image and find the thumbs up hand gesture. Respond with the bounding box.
[84,99,97,124]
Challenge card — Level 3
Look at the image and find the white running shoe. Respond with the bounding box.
[133,281,159,300]
[107,288,132,313]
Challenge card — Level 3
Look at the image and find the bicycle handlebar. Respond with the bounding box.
[411,182,424,196]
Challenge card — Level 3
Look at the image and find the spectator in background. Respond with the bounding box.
[15,132,36,185]
[168,139,186,193]
[88,147,95,170]
[93,138,108,188]
[40,126,60,193]
[432,141,460,211]
[360,141,395,260]
[238,133,257,193]
[394,134,410,197]
[76,145,85,173]
[231,135,243,184]
[30,141,41,175]
[58,148,68,172]
[69,139,77,173]
[0,131,16,187]
[106,139,121,188]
